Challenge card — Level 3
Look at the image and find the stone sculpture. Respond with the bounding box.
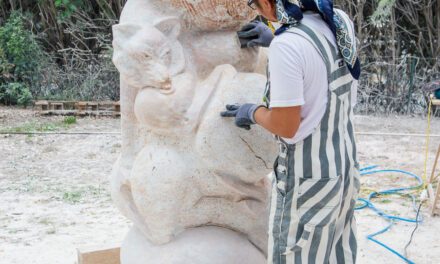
[111,0,277,263]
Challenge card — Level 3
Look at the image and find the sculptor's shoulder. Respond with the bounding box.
[269,24,319,60]
[267,31,310,73]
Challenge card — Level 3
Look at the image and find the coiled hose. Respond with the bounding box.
[355,165,424,264]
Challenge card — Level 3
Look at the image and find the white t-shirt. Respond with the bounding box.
[268,12,357,144]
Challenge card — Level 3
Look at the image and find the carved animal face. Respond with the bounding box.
[112,17,185,93]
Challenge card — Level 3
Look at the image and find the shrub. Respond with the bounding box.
[0,8,120,104]
[0,12,46,105]
[0,82,33,106]
[0,47,14,79]
[0,12,44,80]
[63,116,77,125]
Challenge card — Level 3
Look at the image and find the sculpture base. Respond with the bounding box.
[121,226,266,264]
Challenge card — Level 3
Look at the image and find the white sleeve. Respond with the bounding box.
[268,40,305,108]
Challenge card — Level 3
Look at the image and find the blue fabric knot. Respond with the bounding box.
[274,0,361,80]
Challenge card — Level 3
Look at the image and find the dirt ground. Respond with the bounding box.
[1,106,440,264]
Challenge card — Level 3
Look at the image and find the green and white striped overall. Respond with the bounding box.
[266,24,361,264]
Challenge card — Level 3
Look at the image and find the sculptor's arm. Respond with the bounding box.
[254,38,303,139]
[220,104,301,139]
[254,106,301,138]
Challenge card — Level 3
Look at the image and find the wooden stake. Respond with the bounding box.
[429,144,440,184]
[77,246,120,264]
[428,144,440,216]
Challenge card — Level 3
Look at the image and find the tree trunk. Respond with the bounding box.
[356,0,364,46]
[391,7,397,95]
[8,0,15,10]
[437,0,440,60]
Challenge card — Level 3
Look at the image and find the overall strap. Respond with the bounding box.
[286,24,338,78]
[285,24,353,97]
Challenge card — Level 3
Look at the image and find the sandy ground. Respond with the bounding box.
[0,106,439,264]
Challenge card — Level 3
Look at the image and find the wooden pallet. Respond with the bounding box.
[34,100,120,117]
[431,95,440,115]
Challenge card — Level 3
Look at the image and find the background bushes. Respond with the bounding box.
[0,1,124,105]
[0,0,439,114]
[335,0,439,114]
[0,12,44,105]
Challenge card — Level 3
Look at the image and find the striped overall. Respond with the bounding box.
[266,24,361,264]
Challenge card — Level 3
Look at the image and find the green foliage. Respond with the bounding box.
[0,12,46,105]
[54,0,83,20]
[63,116,77,125]
[0,118,78,133]
[0,82,32,106]
[62,190,83,204]
[0,47,13,77]
[0,3,122,103]
[1,121,57,133]
[0,0,434,114]
[370,0,396,27]
[0,115,78,134]
[0,12,44,83]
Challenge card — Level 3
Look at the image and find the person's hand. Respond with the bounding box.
[237,21,274,48]
[220,103,263,130]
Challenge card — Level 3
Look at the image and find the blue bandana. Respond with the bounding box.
[274,0,361,80]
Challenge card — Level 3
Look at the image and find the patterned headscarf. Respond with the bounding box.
[274,0,361,80]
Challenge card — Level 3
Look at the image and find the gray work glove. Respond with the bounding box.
[237,21,274,48]
[220,103,263,130]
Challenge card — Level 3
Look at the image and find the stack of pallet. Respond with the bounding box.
[34,100,120,117]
